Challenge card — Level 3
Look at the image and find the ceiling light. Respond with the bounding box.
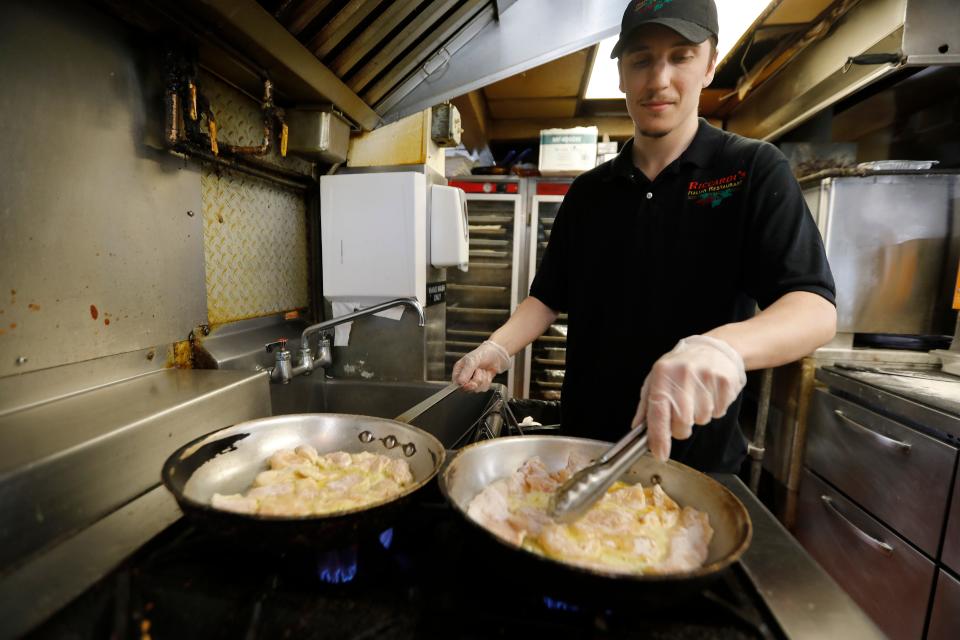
[584,36,621,100]
[584,0,771,100]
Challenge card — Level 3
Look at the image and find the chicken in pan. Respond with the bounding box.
[467,455,713,574]
[211,445,413,517]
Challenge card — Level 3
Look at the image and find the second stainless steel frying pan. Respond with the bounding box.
[440,436,752,602]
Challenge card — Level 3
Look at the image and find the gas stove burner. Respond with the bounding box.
[313,528,395,585]
[317,546,359,584]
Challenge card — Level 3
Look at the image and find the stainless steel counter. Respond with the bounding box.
[0,367,271,638]
[817,367,960,440]
[715,475,884,640]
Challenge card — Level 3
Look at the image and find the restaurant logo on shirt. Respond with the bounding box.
[687,170,747,208]
[634,0,674,13]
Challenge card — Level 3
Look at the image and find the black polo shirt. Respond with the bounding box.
[529,118,835,473]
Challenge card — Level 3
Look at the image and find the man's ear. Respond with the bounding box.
[618,58,626,93]
[703,47,718,88]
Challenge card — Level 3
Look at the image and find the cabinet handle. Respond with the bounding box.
[821,495,894,557]
[833,410,912,452]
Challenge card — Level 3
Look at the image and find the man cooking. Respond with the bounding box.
[452,0,837,473]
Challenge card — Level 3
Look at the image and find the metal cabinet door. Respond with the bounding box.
[944,468,960,575]
[806,388,956,556]
[794,469,935,640]
[928,570,960,640]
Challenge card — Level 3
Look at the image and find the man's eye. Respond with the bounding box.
[673,55,694,63]
[632,59,650,68]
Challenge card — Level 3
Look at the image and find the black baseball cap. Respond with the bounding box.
[611,0,719,58]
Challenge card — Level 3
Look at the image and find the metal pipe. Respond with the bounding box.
[164,88,182,147]
[163,74,309,190]
[300,298,426,347]
[749,368,774,494]
[784,358,818,529]
[169,146,310,191]
[187,79,198,121]
[219,79,276,156]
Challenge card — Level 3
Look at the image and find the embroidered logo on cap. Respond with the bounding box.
[687,171,747,208]
[634,0,675,13]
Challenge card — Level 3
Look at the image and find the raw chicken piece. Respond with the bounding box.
[326,473,363,493]
[516,458,560,492]
[323,451,352,468]
[254,469,291,486]
[653,507,713,574]
[294,444,321,464]
[466,479,523,545]
[269,449,303,470]
[385,458,414,484]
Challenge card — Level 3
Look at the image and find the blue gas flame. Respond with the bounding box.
[378,528,394,549]
[318,561,358,584]
[543,596,579,612]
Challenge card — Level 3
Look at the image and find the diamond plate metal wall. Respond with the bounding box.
[202,169,309,325]
[200,74,312,325]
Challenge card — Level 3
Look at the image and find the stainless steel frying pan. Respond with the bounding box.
[440,436,752,601]
[162,405,448,548]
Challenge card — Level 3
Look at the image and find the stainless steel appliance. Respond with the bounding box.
[802,171,960,338]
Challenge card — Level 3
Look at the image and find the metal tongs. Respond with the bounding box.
[548,424,650,523]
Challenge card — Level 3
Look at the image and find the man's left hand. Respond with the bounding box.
[631,335,747,461]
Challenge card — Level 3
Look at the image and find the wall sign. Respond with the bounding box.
[426,282,446,307]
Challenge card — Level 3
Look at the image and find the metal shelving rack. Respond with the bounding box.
[445,177,572,399]
[523,183,570,400]
[445,178,526,397]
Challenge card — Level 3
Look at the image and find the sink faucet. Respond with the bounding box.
[265,297,426,384]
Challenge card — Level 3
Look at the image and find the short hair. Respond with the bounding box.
[618,33,719,59]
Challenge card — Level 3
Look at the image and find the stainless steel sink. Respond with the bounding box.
[270,377,503,448]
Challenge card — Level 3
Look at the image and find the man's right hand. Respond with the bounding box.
[452,340,512,392]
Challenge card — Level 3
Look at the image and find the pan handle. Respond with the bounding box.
[395,382,460,424]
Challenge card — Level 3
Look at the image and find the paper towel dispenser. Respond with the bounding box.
[320,172,471,305]
[430,185,469,271]
[320,171,427,305]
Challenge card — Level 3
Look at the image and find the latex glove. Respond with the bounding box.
[631,335,746,461]
[452,340,512,392]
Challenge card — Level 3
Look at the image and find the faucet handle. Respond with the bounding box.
[265,338,288,353]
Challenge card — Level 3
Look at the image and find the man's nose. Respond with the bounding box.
[646,59,670,91]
